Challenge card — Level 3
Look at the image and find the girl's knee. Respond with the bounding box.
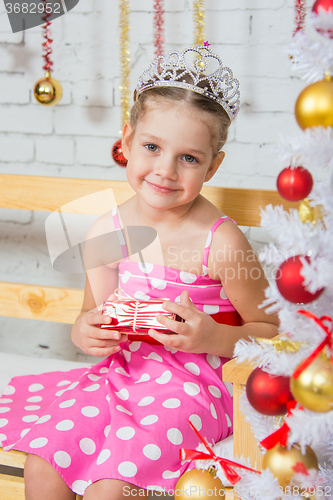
[84,478,150,500]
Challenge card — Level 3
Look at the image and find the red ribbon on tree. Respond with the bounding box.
[293,0,307,36]
[179,420,261,485]
[41,0,53,73]
[292,310,333,379]
[154,0,165,58]
[260,400,299,450]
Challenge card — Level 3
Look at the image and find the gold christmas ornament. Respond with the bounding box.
[34,72,62,106]
[295,73,333,129]
[175,466,225,500]
[290,351,333,412]
[255,335,304,353]
[298,199,323,224]
[263,444,318,489]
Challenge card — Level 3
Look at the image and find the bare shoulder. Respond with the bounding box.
[86,208,117,240]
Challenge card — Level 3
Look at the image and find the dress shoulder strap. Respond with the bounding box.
[112,206,129,261]
[202,216,237,275]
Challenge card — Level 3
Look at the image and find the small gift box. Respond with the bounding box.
[101,289,184,335]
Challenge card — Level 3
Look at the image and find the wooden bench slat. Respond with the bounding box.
[0,474,25,500]
[222,358,255,385]
[0,449,26,469]
[0,282,83,324]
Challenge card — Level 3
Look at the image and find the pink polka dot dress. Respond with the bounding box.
[0,209,240,496]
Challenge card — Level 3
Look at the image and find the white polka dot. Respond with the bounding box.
[138,396,155,406]
[28,384,44,393]
[167,428,183,445]
[162,398,181,409]
[0,399,12,404]
[143,352,163,362]
[54,451,71,468]
[104,425,111,437]
[66,381,79,391]
[129,342,141,352]
[121,271,132,284]
[0,419,8,428]
[225,413,232,427]
[56,420,74,431]
[79,438,96,455]
[184,363,200,376]
[36,415,51,424]
[179,271,197,284]
[22,415,39,423]
[116,405,132,416]
[88,374,101,382]
[147,486,165,493]
[4,386,15,395]
[29,437,48,448]
[135,373,150,383]
[134,291,150,301]
[202,265,208,275]
[162,470,181,479]
[0,407,10,414]
[189,414,202,431]
[59,399,76,409]
[223,382,233,397]
[0,433,7,442]
[140,415,158,425]
[21,429,30,438]
[205,230,213,247]
[151,279,167,290]
[208,385,221,398]
[115,367,130,377]
[116,427,135,440]
[220,287,228,300]
[97,449,111,465]
[143,444,161,460]
[83,383,100,392]
[206,354,221,369]
[164,346,178,353]
[203,304,219,314]
[155,370,172,384]
[115,389,129,400]
[57,380,71,387]
[210,403,217,419]
[55,389,67,397]
[24,405,41,411]
[175,296,181,304]
[138,262,154,274]
[122,350,131,362]
[26,397,42,405]
[81,406,100,417]
[100,367,109,373]
[183,382,200,396]
[118,461,137,477]
[72,480,91,495]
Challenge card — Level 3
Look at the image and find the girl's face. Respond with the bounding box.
[122,99,224,212]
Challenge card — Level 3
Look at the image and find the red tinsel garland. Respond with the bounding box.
[154,0,165,58]
[41,0,53,73]
[293,0,307,36]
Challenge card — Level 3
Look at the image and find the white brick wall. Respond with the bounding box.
[0,0,314,360]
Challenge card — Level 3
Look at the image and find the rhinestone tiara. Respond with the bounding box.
[134,45,240,121]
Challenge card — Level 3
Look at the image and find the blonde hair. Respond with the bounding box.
[130,83,231,158]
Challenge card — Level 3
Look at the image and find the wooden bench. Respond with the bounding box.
[0,174,297,500]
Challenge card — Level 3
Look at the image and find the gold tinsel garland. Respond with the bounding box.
[119,0,130,127]
[193,0,205,47]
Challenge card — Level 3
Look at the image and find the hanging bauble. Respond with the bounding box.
[262,444,318,489]
[298,199,322,224]
[34,72,62,106]
[277,167,313,202]
[312,0,333,37]
[295,73,333,129]
[175,466,225,500]
[276,256,324,304]
[246,367,294,416]
[290,351,333,412]
[112,139,127,167]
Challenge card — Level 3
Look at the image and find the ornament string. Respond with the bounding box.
[260,401,299,450]
[154,0,164,58]
[292,310,333,379]
[179,420,261,485]
[119,0,130,127]
[193,0,205,47]
[41,0,53,74]
[293,0,307,36]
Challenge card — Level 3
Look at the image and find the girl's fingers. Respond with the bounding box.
[88,345,122,357]
[156,314,186,334]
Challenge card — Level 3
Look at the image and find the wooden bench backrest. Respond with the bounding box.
[0,174,296,324]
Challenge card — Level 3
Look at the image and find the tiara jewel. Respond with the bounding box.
[134,46,240,121]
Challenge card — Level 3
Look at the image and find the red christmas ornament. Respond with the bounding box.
[312,0,333,38]
[246,367,294,416]
[276,256,324,304]
[277,167,313,202]
[112,139,127,167]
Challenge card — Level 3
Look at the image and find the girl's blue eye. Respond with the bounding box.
[145,144,158,152]
[183,155,197,163]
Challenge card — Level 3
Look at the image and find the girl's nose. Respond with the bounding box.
[154,156,178,179]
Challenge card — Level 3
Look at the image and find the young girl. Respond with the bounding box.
[1,46,278,499]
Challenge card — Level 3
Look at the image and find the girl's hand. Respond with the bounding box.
[72,299,128,356]
[148,290,219,353]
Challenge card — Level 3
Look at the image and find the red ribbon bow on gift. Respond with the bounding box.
[179,420,261,485]
[260,400,299,450]
[292,310,333,379]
